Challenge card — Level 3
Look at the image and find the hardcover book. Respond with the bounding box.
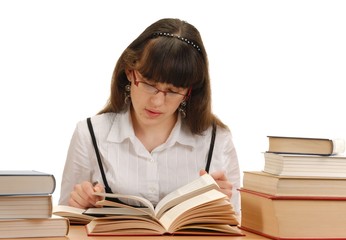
[0,195,52,219]
[54,174,243,236]
[267,136,345,155]
[240,188,346,239]
[0,170,56,195]
[243,171,346,197]
[0,215,69,239]
[263,152,346,177]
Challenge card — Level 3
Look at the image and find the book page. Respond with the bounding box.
[154,174,219,218]
[175,224,244,235]
[159,189,227,232]
[93,192,155,215]
[332,138,346,154]
[53,205,94,224]
[84,206,151,216]
[86,214,165,235]
[91,174,219,219]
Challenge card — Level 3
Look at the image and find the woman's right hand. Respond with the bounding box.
[68,181,105,209]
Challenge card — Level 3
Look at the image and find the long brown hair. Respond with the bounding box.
[99,18,227,134]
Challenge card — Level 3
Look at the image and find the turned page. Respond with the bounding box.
[154,174,219,219]
[159,189,229,232]
[89,174,219,219]
[93,192,155,216]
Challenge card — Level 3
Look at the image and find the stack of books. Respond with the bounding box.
[239,136,346,239]
[0,170,69,239]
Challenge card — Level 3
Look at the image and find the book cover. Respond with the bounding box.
[0,170,56,195]
[239,188,346,239]
[243,171,346,197]
[267,136,345,155]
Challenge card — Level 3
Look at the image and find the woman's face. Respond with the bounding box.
[127,70,189,128]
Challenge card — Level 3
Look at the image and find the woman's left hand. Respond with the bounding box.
[199,169,233,198]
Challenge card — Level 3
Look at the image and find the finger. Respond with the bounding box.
[69,187,91,209]
[93,183,105,193]
[216,180,233,191]
[210,170,227,181]
[219,188,232,199]
[199,169,207,176]
[81,181,95,197]
[74,183,91,203]
[81,181,102,207]
[68,196,86,209]
[93,183,105,207]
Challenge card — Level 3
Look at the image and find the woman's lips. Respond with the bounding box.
[145,108,162,117]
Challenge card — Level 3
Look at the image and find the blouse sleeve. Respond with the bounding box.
[58,121,93,205]
[209,127,241,215]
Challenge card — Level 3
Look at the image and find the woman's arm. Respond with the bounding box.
[59,121,104,208]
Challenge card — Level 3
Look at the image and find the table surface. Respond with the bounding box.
[66,225,269,240]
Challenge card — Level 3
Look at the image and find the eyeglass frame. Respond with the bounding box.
[133,71,192,100]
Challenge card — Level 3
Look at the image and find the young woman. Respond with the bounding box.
[59,18,241,215]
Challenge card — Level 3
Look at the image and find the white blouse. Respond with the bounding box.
[59,111,241,214]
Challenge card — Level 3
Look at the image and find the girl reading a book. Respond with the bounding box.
[59,18,241,215]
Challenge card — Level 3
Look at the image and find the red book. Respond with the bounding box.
[240,188,346,239]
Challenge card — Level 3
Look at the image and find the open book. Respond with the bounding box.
[54,174,243,236]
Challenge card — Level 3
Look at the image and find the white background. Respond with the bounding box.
[1,0,345,204]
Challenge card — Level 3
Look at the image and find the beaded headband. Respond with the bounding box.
[152,32,201,52]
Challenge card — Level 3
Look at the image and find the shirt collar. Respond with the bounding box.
[106,111,196,149]
[161,115,196,150]
[107,110,136,143]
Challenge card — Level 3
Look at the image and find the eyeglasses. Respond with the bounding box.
[133,72,191,101]
[134,80,190,101]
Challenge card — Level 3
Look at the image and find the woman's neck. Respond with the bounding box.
[131,111,178,152]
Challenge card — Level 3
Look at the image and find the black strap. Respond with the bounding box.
[87,117,216,190]
[205,122,216,173]
[87,117,113,194]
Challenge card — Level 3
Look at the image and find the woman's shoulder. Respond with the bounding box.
[75,112,123,134]
[203,123,232,138]
[216,124,233,137]
[202,124,234,148]
[88,112,118,125]
[184,123,232,144]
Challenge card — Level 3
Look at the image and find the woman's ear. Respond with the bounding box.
[125,69,134,82]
